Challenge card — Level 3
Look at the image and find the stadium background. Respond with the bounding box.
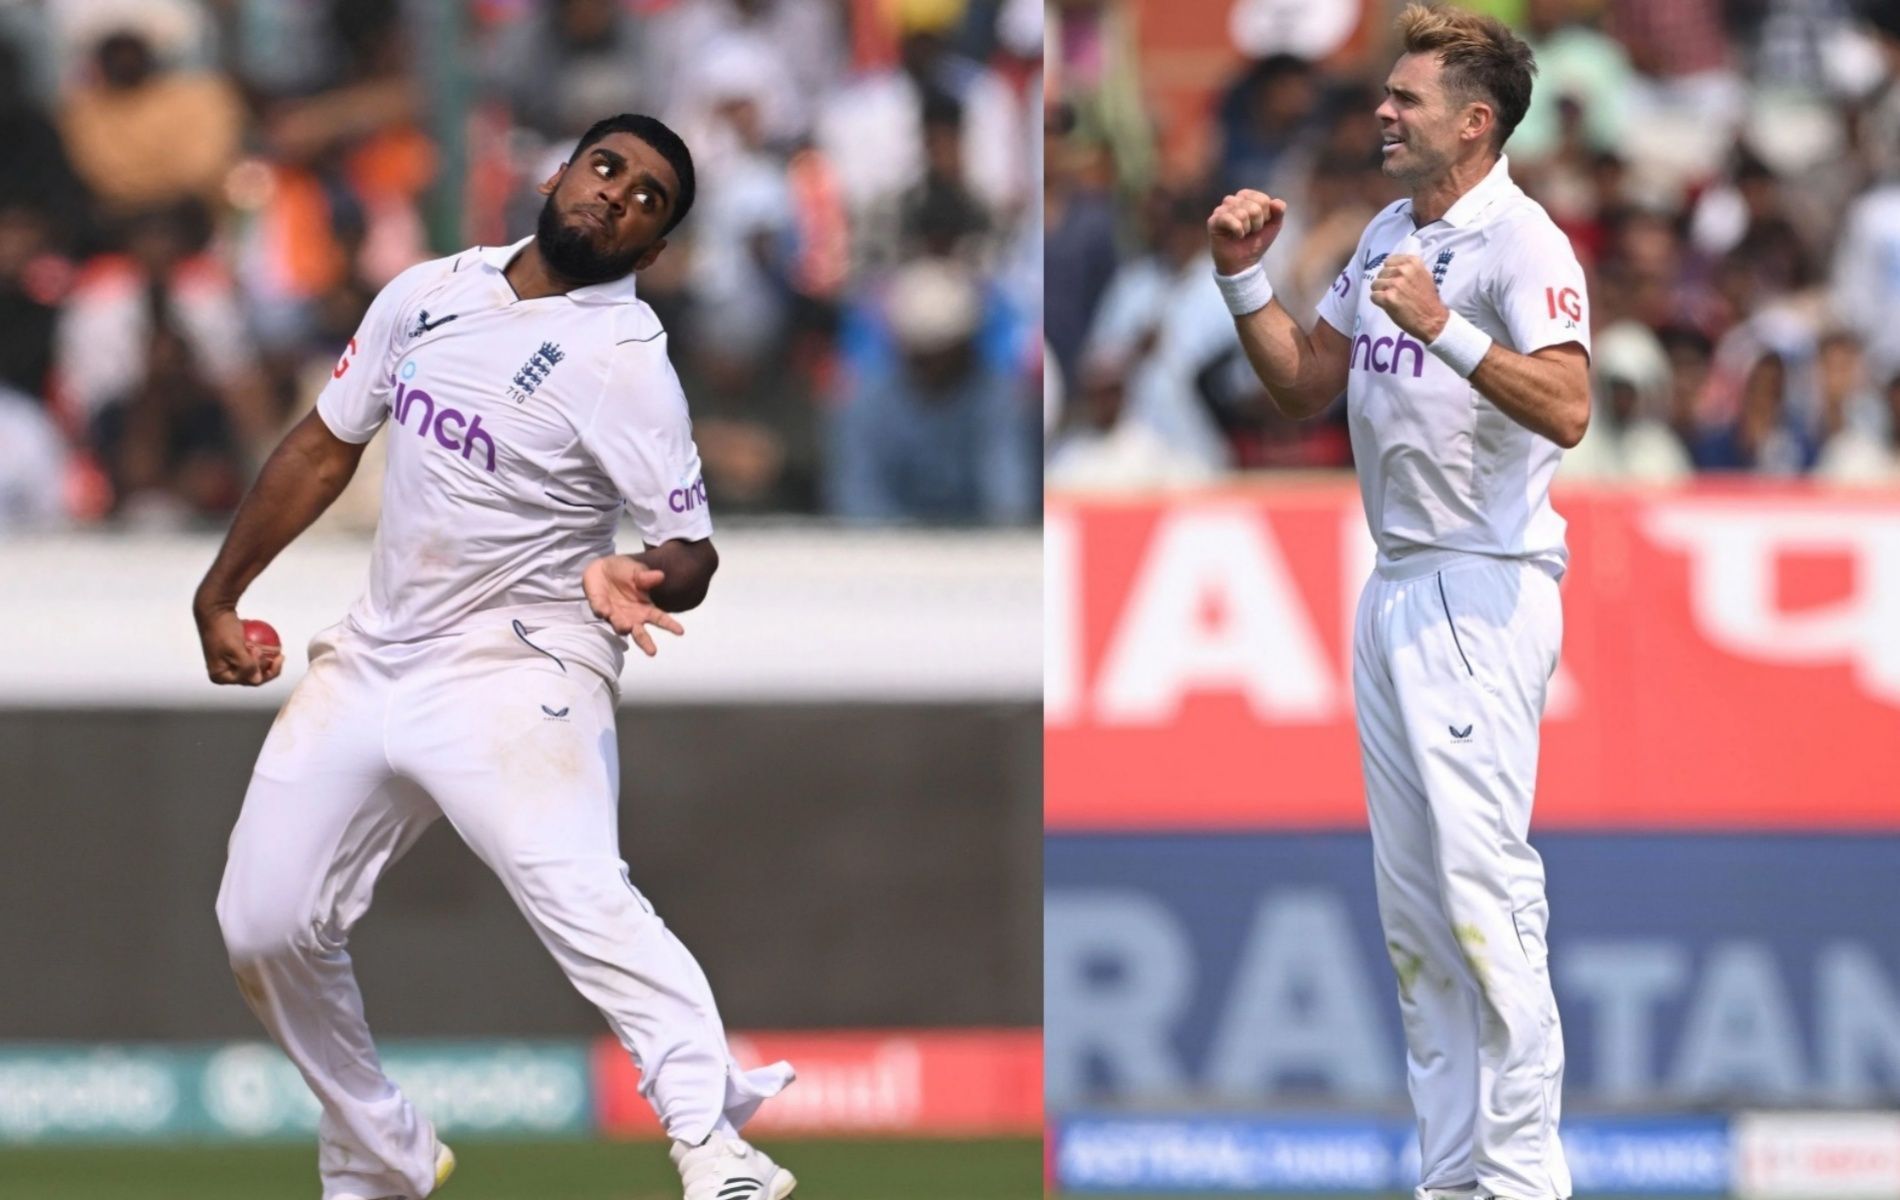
[1045,0,1900,1196]
[0,0,1041,1196]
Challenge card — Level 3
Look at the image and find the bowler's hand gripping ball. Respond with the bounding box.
[242,619,282,660]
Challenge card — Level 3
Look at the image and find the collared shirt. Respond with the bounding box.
[315,237,711,682]
[1316,155,1591,577]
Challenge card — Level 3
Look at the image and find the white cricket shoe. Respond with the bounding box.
[334,1140,456,1200]
[671,1133,797,1200]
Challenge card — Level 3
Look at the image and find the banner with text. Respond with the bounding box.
[0,1041,591,1143]
[594,1030,1044,1139]
[1045,485,1900,831]
[1045,833,1900,1111]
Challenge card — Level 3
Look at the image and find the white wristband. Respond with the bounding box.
[1214,261,1274,317]
[1428,311,1494,378]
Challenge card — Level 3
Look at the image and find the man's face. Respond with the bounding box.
[535,131,680,284]
[1374,52,1478,184]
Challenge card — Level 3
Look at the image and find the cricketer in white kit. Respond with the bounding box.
[1208,7,1591,1200]
[192,114,796,1200]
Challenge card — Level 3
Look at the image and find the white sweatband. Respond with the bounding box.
[1214,261,1274,317]
[1428,311,1494,378]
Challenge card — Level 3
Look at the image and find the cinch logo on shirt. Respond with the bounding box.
[1350,330,1426,378]
[393,376,498,472]
[668,477,707,513]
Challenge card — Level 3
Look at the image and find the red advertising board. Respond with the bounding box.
[593,1029,1042,1138]
[1046,483,1900,831]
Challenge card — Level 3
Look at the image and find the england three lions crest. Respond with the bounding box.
[507,342,565,404]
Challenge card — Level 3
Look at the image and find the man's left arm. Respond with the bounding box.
[577,337,720,656]
[581,538,717,657]
[631,537,718,611]
[1370,224,1592,448]
[1464,342,1590,449]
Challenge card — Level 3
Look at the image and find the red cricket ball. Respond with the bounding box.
[241,619,282,651]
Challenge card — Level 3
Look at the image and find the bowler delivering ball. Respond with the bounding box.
[190,113,796,1200]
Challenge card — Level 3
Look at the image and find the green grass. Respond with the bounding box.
[0,1137,1044,1199]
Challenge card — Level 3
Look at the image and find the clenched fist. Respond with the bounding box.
[1369,255,1450,342]
[1207,190,1288,276]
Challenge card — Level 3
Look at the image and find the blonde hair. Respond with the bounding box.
[1395,3,1537,150]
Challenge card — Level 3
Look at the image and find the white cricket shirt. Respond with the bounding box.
[1315,155,1590,578]
[314,237,712,683]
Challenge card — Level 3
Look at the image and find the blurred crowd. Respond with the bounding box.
[1045,0,1900,489]
[0,0,1043,533]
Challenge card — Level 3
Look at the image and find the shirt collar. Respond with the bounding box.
[474,235,641,305]
[1430,153,1519,229]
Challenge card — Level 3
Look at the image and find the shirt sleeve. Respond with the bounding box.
[1315,216,1388,336]
[581,334,714,544]
[314,259,442,443]
[1489,217,1592,360]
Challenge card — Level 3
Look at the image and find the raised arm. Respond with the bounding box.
[1208,189,1352,419]
[192,410,369,684]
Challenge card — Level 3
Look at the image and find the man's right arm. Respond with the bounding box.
[191,411,368,684]
[1233,298,1352,419]
[1208,189,1351,419]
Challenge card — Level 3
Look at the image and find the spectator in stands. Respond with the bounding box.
[0,36,88,251]
[0,205,69,406]
[96,314,242,524]
[488,0,659,141]
[0,381,67,531]
[654,0,843,146]
[818,3,1025,238]
[899,90,995,261]
[1693,350,1816,473]
[57,202,272,502]
[1859,4,1900,181]
[1813,330,1897,482]
[828,257,1035,523]
[1563,321,1692,482]
[58,27,243,219]
[1080,188,1237,471]
[1607,0,1745,127]
[678,38,817,516]
[1215,53,1323,197]
[1043,101,1119,395]
[1047,345,1215,488]
[682,40,798,376]
[1831,169,1900,379]
[1510,0,1635,164]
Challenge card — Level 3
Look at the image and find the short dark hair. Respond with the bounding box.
[571,113,697,235]
[1396,3,1537,152]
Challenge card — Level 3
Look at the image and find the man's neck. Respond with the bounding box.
[503,240,584,301]
[1409,151,1500,227]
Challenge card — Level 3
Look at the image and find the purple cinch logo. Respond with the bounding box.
[393,378,498,472]
[1350,330,1426,378]
[668,478,707,513]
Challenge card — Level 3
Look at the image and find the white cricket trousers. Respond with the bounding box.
[215,616,791,1200]
[1352,554,1571,1200]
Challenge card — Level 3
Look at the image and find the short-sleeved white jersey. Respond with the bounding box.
[315,237,711,682]
[1314,155,1590,577]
